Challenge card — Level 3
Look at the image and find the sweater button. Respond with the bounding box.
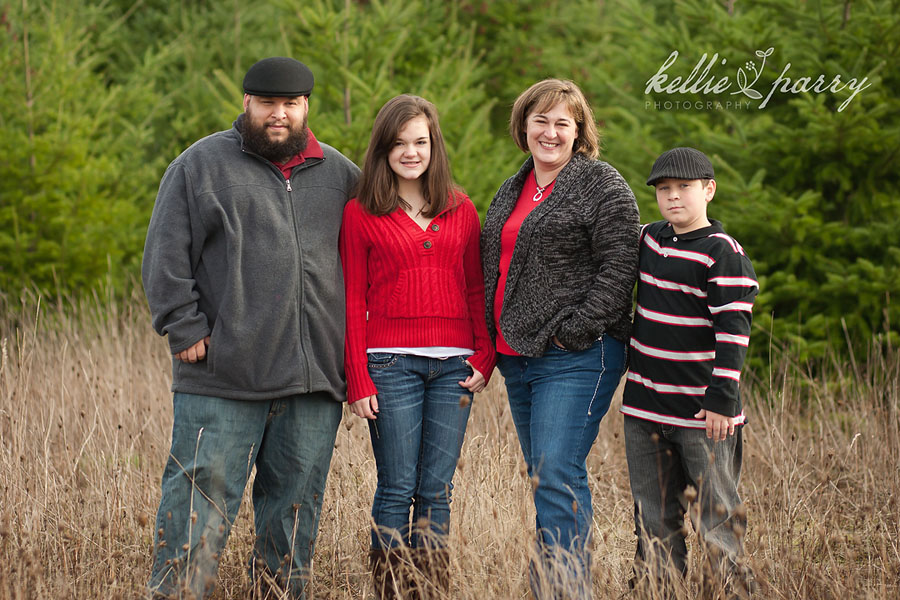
[424,240,433,249]
[431,223,440,232]
[673,236,678,242]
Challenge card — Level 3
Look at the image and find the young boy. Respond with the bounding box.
[621,147,758,596]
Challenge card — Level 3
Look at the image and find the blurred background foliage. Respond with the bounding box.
[1,0,898,363]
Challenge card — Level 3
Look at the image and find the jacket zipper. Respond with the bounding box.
[286,171,312,392]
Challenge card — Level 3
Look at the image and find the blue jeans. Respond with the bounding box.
[624,416,750,584]
[497,336,626,599]
[366,353,473,549]
[148,392,341,599]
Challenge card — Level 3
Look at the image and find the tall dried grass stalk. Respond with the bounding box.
[0,292,897,598]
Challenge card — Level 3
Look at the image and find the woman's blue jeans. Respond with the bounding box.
[148,392,341,599]
[366,352,473,549]
[497,335,626,598]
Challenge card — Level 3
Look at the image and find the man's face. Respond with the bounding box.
[241,94,309,162]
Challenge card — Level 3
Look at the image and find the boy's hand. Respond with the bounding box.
[694,409,736,442]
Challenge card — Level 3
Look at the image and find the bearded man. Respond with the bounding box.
[141,57,359,599]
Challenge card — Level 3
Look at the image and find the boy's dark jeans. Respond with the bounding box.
[624,415,754,592]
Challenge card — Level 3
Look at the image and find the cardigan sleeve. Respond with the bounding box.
[555,167,640,348]
[339,200,378,403]
[460,199,497,381]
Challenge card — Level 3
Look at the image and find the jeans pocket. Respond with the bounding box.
[549,338,571,353]
[367,352,398,369]
[456,354,474,367]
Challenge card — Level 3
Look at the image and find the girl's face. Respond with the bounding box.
[388,116,431,182]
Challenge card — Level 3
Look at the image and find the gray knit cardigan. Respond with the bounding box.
[481,153,640,357]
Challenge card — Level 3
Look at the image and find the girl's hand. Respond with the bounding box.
[459,363,486,394]
[350,395,379,420]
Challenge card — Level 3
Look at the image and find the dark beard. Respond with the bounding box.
[239,113,309,163]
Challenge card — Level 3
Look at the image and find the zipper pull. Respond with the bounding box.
[286,179,292,192]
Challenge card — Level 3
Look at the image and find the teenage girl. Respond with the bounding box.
[339,94,495,598]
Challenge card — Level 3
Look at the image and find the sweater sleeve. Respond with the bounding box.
[339,201,378,403]
[555,167,640,348]
[702,243,758,416]
[460,199,497,382]
[141,162,211,354]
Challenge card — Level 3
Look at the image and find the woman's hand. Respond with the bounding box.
[459,363,486,394]
[350,395,379,420]
[551,335,567,350]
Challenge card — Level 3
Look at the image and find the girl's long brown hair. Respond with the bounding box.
[356,94,461,217]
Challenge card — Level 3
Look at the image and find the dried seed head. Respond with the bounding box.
[137,513,149,528]
[459,394,471,408]
[683,485,698,503]
[715,503,727,516]
[190,512,198,524]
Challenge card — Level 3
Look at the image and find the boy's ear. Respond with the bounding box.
[705,179,716,202]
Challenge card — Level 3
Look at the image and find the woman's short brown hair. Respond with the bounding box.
[356,94,461,217]
[509,79,600,160]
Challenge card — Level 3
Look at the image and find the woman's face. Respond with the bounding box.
[525,101,578,172]
[388,116,431,182]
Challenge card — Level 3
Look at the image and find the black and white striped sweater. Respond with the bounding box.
[621,220,758,426]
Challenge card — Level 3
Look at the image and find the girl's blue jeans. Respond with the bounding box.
[365,352,474,549]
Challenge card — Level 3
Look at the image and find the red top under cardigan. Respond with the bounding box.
[339,194,496,403]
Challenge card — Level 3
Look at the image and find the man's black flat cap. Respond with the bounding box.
[242,57,314,97]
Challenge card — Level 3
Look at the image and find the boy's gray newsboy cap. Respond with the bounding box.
[243,57,314,97]
[647,147,714,186]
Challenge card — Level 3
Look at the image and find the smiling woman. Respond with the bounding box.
[480,78,640,600]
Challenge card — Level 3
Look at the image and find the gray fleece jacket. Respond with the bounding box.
[481,153,640,356]
[142,118,360,401]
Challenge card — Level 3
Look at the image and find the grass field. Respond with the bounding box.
[1,292,897,599]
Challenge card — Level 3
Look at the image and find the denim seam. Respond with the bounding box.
[586,337,606,417]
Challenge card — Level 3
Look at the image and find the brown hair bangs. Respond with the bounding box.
[509,79,601,160]
[356,94,461,217]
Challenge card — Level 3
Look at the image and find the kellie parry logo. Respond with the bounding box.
[644,47,872,112]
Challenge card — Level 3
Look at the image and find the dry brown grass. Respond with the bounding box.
[1,292,898,599]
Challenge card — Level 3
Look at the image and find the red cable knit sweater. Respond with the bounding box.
[339,194,496,403]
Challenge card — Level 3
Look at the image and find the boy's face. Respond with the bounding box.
[654,178,716,234]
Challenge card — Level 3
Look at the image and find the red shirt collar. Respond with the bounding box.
[273,129,324,177]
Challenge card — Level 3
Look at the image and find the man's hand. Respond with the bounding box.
[350,395,379,420]
[694,409,736,442]
[175,336,210,363]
